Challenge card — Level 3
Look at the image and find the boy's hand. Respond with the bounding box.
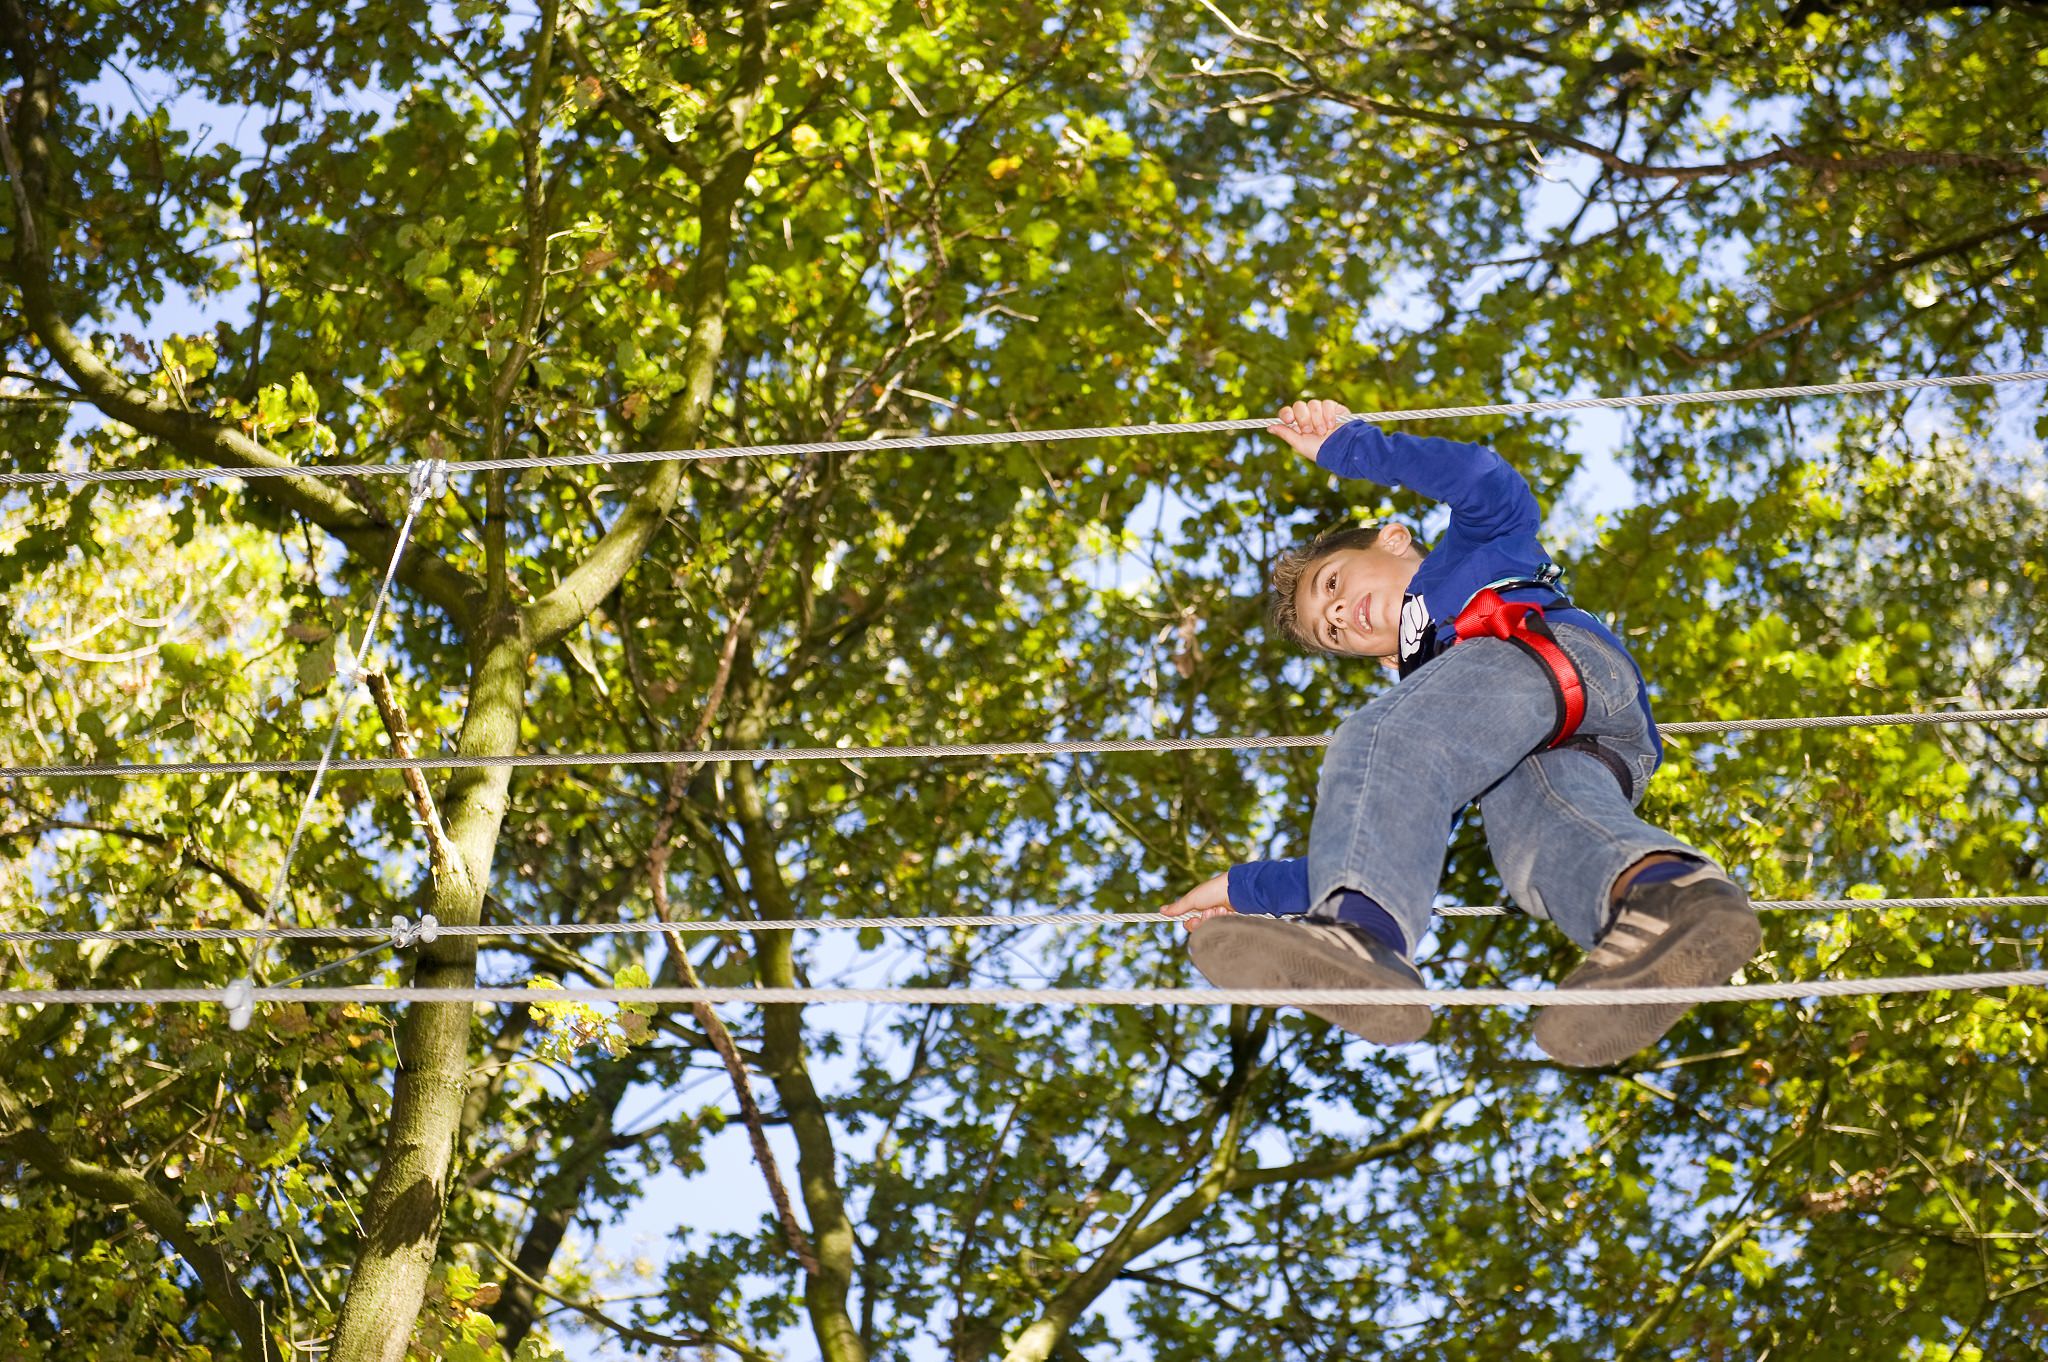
[1268,398,1352,463]
[1162,871,1235,930]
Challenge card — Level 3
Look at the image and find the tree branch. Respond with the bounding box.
[5,815,269,918]
[647,455,825,1280]
[1681,209,2048,366]
[0,1084,281,1362]
[1177,4,2048,186]
[365,669,471,895]
[555,19,706,183]
[1614,1208,1782,1359]
[522,0,775,651]
[998,1017,1266,1362]
[0,0,479,629]
[1222,1078,1473,1193]
[470,1236,773,1362]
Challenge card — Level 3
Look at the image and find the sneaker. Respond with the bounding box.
[1533,865,1761,1068]
[1188,915,1431,1045]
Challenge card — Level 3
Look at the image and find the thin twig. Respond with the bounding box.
[365,669,471,893]
[468,1238,772,1362]
[645,450,828,1277]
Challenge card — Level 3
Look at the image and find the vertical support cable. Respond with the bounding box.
[227,461,445,1025]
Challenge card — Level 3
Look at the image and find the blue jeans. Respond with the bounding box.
[1306,623,1710,952]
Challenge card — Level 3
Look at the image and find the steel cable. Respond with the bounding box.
[2,706,2042,781]
[4,369,2042,488]
[251,464,438,936]
[3,969,2046,1010]
[3,895,2042,945]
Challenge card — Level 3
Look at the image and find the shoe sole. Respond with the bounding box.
[1189,916,1431,1045]
[1534,894,1762,1068]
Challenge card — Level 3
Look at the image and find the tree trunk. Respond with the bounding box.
[729,715,868,1362]
[329,620,531,1362]
[490,1053,643,1351]
[326,0,774,1348]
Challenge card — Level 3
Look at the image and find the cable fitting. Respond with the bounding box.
[223,977,255,1031]
[390,913,441,948]
[333,649,366,692]
[408,458,449,502]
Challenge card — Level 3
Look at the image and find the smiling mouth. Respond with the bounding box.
[1356,593,1373,633]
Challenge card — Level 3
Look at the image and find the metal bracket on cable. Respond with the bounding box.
[223,977,255,1031]
[408,458,448,502]
[223,915,441,1031]
[389,913,440,949]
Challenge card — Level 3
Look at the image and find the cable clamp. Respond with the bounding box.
[223,977,255,1031]
[409,458,449,502]
[390,913,441,949]
[333,649,365,692]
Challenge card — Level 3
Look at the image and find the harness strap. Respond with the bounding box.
[1451,588,1588,751]
[1555,733,1636,804]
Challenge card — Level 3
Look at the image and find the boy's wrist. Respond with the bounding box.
[1225,862,1252,909]
[1311,417,1364,469]
[1228,858,1312,917]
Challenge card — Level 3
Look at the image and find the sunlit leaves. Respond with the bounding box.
[4,0,2047,1358]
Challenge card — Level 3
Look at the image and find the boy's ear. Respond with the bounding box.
[1380,523,1414,555]
[1379,655,1400,673]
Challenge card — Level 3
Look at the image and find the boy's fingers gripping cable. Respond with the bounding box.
[1267,410,1322,460]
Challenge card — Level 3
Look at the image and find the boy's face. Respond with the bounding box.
[1294,532,1421,665]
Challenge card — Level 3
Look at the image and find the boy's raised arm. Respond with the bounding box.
[1270,398,1539,542]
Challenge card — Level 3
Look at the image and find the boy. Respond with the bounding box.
[1162,399,1761,1067]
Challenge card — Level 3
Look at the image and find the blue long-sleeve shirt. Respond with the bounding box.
[1227,422,1657,917]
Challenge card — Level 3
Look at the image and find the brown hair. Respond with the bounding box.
[1268,524,1425,655]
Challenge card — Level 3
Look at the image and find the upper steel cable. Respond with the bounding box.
[2,370,2042,487]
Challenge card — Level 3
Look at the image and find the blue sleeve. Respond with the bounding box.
[1227,859,1311,917]
[1316,422,1540,542]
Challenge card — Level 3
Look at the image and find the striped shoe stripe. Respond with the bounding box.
[1586,913,1674,966]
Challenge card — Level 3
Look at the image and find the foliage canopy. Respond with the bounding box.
[2,1,2046,1359]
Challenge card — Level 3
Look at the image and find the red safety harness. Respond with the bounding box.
[1451,587,1587,751]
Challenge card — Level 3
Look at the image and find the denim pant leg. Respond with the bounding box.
[1304,634,1571,953]
[1479,625,1717,949]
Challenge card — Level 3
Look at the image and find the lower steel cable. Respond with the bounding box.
[3,895,2044,945]
[1,969,2045,1009]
